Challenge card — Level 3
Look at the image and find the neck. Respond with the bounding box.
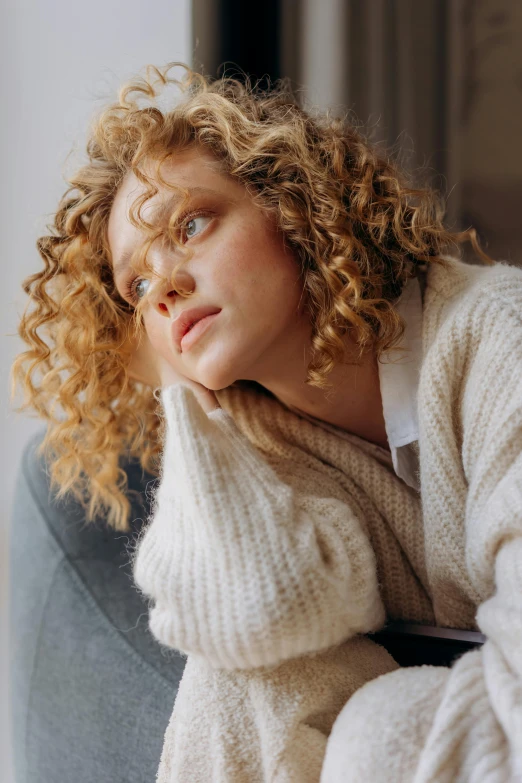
[244,324,390,452]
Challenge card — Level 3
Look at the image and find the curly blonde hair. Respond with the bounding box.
[10,61,494,532]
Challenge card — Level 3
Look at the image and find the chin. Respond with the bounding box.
[190,345,247,392]
[195,367,238,392]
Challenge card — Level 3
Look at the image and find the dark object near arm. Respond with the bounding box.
[367,622,486,668]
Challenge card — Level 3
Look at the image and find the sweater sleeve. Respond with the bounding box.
[155,636,399,783]
[411,484,522,782]
[412,374,522,781]
[131,383,385,671]
[411,294,522,782]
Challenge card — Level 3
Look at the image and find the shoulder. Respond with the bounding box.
[422,256,522,356]
[432,254,521,307]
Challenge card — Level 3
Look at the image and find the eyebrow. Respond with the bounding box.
[112,185,223,279]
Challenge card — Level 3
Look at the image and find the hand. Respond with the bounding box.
[122,327,221,414]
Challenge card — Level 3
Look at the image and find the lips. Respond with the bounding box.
[173,305,222,351]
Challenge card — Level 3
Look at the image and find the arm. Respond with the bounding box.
[131,383,385,671]
[413,374,522,782]
[157,635,398,783]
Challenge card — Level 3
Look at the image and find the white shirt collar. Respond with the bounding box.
[377,273,424,491]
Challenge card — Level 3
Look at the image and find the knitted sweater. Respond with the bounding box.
[131,255,522,782]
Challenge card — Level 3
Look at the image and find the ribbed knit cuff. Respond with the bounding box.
[160,384,283,490]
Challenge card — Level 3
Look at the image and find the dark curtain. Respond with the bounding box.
[193,0,522,267]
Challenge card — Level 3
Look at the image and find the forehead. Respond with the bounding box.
[110,148,226,223]
[107,148,233,272]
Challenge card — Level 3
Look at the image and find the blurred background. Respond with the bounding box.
[2,1,521,780]
[191,0,522,264]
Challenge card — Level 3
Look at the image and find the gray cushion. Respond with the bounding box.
[9,429,186,783]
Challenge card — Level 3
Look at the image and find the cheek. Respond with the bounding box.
[142,318,183,371]
[217,226,303,315]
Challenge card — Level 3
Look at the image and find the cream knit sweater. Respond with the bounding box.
[131,255,522,782]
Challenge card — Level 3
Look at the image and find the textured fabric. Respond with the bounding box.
[158,637,397,783]
[321,666,451,782]
[131,255,522,782]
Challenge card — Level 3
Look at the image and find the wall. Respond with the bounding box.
[0,3,191,780]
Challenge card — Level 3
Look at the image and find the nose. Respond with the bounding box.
[150,267,195,318]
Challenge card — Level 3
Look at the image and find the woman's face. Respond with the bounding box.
[107,146,312,391]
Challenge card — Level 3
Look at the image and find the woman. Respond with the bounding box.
[10,62,522,782]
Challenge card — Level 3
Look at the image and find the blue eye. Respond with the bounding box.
[183,214,211,241]
[123,276,148,303]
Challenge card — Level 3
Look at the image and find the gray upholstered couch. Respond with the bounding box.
[9,429,186,783]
